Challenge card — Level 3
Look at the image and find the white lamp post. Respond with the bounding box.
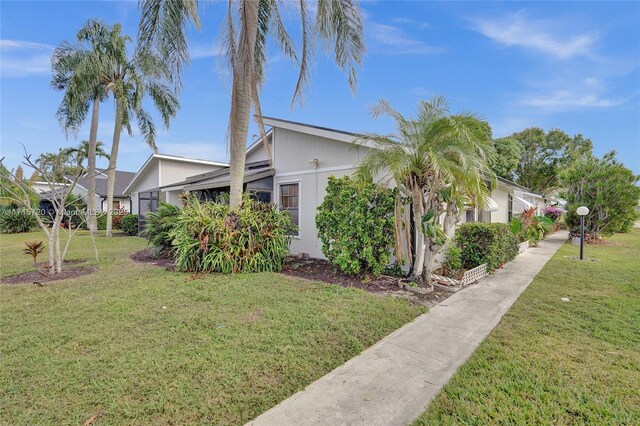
[576,206,589,260]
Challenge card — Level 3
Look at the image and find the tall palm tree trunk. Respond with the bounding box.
[228,1,259,209]
[105,99,123,237]
[411,182,426,281]
[86,98,100,234]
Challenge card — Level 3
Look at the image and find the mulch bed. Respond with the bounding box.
[1,265,97,285]
[282,257,451,307]
[131,249,175,269]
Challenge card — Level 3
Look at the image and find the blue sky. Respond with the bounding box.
[1,1,639,174]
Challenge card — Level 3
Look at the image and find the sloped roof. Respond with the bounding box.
[123,153,229,195]
[75,169,136,197]
[160,161,273,192]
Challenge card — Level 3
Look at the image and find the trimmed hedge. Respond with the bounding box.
[316,176,397,275]
[455,222,519,271]
[121,214,139,236]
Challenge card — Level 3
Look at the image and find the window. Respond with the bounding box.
[279,183,299,231]
[465,208,475,223]
[250,190,272,204]
[478,209,491,223]
[508,194,513,222]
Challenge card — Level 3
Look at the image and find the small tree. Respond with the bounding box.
[0,147,96,274]
[560,151,640,237]
[316,176,397,275]
[355,97,496,284]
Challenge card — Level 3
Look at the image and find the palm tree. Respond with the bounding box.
[63,140,110,170]
[99,28,179,237]
[52,20,113,234]
[137,0,365,208]
[356,97,496,283]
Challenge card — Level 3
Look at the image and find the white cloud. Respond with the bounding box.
[1,54,51,77]
[518,75,629,111]
[369,23,441,55]
[520,90,626,110]
[190,43,224,60]
[471,11,598,59]
[1,39,53,78]
[0,39,52,50]
[391,18,429,30]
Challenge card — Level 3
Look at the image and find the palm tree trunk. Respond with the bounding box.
[105,99,123,237]
[411,183,426,282]
[87,98,100,234]
[228,1,259,209]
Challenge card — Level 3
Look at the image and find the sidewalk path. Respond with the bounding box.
[248,232,568,426]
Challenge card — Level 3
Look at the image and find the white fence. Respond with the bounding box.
[518,240,529,254]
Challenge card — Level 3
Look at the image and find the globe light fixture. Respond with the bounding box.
[576,206,589,216]
[576,206,589,260]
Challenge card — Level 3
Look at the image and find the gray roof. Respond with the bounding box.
[161,160,273,191]
[77,169,136,198]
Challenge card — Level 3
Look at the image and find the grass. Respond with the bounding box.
[0,230,424,425]
[415,229,640,425]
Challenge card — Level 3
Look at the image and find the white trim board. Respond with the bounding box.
[275,164,356,178]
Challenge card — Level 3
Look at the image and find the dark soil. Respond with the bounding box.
[131,249,175,269]
[1,266,97,285]
[282,257,451,307]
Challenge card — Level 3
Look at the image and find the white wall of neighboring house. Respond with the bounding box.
[490,182,511,224]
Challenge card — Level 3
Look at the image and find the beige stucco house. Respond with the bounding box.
[140,117,547,260]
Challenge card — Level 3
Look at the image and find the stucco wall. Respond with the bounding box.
[158,160,221,187]
[129,167,159,214]
[490,183,511,224]
[272,127,370,258]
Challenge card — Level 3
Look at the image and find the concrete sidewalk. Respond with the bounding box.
[248,232,568,426]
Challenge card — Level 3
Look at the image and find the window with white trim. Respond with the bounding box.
[279,183,299,229]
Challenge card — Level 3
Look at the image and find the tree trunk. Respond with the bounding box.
[105,99,123,237]
[47,229,55,274]
[411,185,426,281]
[87,98,100,234]
[228,1,259,209]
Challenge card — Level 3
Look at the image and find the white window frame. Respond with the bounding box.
[277,179,301,238]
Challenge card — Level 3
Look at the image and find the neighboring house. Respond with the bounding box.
[123,154,228,219]
[131,117,552,259]
[32,181,68,195]
[74,169,137,213]
[36,169,137,214]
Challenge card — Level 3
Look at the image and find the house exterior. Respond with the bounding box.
[130,117,551,260]
[35,169,137,214]
[73,169,136,213]
[123,153,228,216]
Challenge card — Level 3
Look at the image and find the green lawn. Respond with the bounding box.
[415,229,640,425]
[0,231,424,425]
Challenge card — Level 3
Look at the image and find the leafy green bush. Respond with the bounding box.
[170,195,294,273]
[96,213,107,230]
[120,214,139,236]
[140,202,180,255]
[455,222,519,271]
[0,208,37,233]
[443,245,462,273]
[315,176,397,275]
